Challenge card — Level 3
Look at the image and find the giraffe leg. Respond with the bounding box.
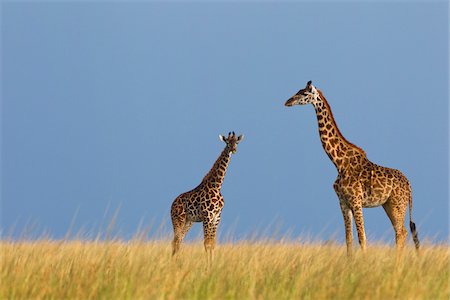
[172,225,182,256]
[350,203,367,251]
[171,218,184,256]
[334,179,355,256]
[172,219,193,256]
[203,220,219,265]
[171,198,192,256]
[382,199,407,250]
[339,200,353,257]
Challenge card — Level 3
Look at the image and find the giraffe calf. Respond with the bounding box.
[170,132,243,263]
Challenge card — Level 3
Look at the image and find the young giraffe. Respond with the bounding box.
[285,81,420,255]
[170,132,243,262]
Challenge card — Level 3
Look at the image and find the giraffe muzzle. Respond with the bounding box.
[285,98,295,107]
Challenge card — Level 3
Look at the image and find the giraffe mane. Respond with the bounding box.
[317,89,367,157]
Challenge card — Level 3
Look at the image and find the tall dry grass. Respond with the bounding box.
[1,239,448,299]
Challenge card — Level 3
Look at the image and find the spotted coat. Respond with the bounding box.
[285,81,419,255]
[170,132,243,262]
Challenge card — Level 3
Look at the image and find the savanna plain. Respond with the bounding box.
[1,236,449,300]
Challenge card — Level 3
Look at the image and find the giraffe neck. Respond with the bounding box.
[312,90,366,172]
[202,146,231,189]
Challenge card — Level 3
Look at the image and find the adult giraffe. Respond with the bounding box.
[285,81,419,255]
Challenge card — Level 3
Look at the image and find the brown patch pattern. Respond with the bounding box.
[285,82,419,255]
[170,132,242,262]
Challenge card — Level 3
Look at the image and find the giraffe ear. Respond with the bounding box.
[237,135,244,142]
[219,135,226,142]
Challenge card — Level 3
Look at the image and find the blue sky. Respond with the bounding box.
[2,2,448,243]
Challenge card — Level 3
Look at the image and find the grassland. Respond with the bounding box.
[1,239,448,299]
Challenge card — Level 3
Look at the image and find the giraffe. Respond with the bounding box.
[285,81,420,255]
[170,131,243,263]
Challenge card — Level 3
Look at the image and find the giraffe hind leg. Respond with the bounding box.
[171,217,184,256]
[171,201,192,256]
[382,199,407,250]
[172,219,193,256]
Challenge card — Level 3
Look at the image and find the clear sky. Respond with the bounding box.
[2,2,448,243]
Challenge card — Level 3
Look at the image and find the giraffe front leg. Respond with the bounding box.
[203,215,220,265]
[339,200,353,257]
[350,203,367,252]
[203,222,216,265]
[334,180,354,257]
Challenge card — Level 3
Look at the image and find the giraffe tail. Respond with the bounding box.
[408,190,420,251]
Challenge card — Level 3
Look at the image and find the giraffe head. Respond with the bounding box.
[219,132,244,154]
[285,80,320,107]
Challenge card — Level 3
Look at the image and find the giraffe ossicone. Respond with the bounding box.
[170,131,243,263]
[285,81,420,256]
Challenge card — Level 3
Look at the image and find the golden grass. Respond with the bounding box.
[1,240,448,299]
